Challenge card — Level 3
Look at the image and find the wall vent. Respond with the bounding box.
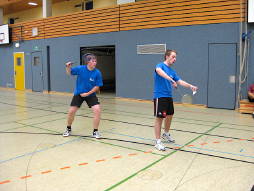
[137,44,166,54]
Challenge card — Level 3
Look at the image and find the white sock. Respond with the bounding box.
[156,139,161,144]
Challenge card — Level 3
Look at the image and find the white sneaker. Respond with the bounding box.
[93,131,101,139]
[162,133,175,143]
[63,129,71,137]
[155,141,166,151]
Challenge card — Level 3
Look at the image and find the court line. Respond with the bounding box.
[0,150,156,186]
[0,138,83,164]
[101,130,254,159]
[0,99,253,129]
[104,123,222,191]
[1,119,253,164]
[6,102,252,142]
[0,125,165,165]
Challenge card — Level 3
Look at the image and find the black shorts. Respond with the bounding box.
[70,95,99,108]
[154,97,174,118]
[248,96,254,102]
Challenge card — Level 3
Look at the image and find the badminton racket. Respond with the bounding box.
[175,87,197,105]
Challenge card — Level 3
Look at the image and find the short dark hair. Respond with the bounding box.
[83,53,96,64]
[164,49,177,60]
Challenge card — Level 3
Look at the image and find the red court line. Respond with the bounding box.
[213,141,220,144]
[20,175,32,179]
[128,153,138,156]
[200,143,208,145]
[0,180,11,185]
[78,163,88,166]
[41,170,52,174]
[112,156,122,159]
[144,151,152,154]
[96,159,106,162]
[60,166,71,170]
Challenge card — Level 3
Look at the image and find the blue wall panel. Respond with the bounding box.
[1,22,253,108]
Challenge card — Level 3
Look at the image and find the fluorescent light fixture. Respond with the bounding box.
[28,2,38,6]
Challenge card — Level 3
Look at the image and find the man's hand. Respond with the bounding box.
[65,62,73,68]
[190,85,198,92]
[80,92,89,97]
[171,80,177,88]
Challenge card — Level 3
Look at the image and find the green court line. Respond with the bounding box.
[104,123,222,191]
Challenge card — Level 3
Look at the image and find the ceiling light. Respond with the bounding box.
[28,2,38,6]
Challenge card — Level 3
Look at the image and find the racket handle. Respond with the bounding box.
[193,91,197,95]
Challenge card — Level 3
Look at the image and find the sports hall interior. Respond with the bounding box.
[0,0,253,191]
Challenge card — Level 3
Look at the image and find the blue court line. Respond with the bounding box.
[0,138,82,164]
[102,130,254,159]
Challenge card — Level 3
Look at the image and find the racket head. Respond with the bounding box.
[181,94,193,104]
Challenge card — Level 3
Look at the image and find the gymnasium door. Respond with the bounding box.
[208,43,237,109]
[31,52,43,92]
[14,52,25,90]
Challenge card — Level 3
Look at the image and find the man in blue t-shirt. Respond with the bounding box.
[63,53,103,138]
[153,50,198,151]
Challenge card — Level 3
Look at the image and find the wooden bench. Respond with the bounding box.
[239,99,254,114]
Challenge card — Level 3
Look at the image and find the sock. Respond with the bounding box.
[164,132,169,136]
[67,126,71,131]
[93,129,98,133]
[156,139,161,144]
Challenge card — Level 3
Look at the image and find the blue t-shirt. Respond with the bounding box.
[154,62,180,98]
[71,65,103,96]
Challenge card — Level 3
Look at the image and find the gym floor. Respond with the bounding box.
[0,89,253,191]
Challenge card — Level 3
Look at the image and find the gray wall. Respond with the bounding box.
[1,22,253,107]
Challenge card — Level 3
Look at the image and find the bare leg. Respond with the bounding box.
[154,117,163,139]
[67,106,79,126]
[164,115,173,133]
[91,104,101,130]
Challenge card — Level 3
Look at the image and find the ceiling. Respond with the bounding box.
[1,0,69,15]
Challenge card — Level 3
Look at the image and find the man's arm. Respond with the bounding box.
[155,68,177,88]
[177,79,198,92]
[80,86,100,97]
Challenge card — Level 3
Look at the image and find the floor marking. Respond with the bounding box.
[78,163,88,166]
[41,170,52,174]
[102,130,254,159]
[60,166,71,170]
[0,138,82,164]
[213,141,220,143]
[104,123,222,191]
[112,156,122,159]
[0,151,152,186]
[128,153,138,156]
[20,175,32,179]
[96,159,106,162]
[0,180,11,185]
